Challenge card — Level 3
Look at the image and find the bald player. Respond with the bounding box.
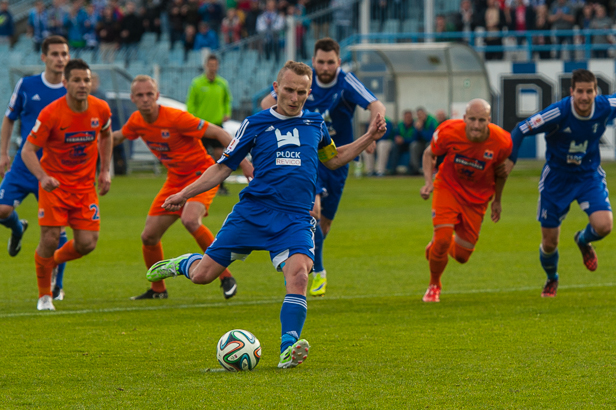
[420,99,513,303]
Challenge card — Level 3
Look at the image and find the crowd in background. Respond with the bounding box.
[436,0,616,59]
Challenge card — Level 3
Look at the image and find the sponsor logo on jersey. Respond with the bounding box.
[226,137,239,152]
[454,154,485,170]
[276,150,301,166]
[69,145,87,158]
[161,129,170,138]
[91,117,99,128]
[528,114,544,130]
[483,150,494,160]
[65,131,96,143]
[568,140,588,153]
[146,141,170,152]
[32,94,41,101]
[275,128,300,148]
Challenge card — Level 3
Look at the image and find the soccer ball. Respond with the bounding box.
[216,329,261,371]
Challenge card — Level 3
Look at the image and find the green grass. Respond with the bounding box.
[1,161,616,409]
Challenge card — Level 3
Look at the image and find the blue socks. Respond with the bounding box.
[0,210,23,237]
[313,223,325,273]
[55,231,68,289]
[539,246,559,281]
[179,253,203,279]
[578,223,603,245]
[280,294,307,353]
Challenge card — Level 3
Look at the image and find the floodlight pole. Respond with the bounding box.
[360,0,369,40]
[425,0,434,42]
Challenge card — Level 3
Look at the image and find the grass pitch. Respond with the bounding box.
[1,161,616,409]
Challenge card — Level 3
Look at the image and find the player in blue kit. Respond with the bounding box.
[261,38,386,297]
[147,61,387,368]
[0,36,70,300]
[505,69,615,297]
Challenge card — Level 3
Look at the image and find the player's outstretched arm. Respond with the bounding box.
[203,124,254,179]
[162,163,233,212]
[0,116,15,178]
[420,145,436,200]
[111,130,126,147]
[98,127,113,196]
[364,100,387,154]
[323,113,387,170]
[260,92,277,110]
[21,140,59,192]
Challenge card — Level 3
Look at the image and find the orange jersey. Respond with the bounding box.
[431,119,513,205]
[121,105,215,180]
[27,95,112,193]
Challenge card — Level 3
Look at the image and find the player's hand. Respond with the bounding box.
[41,175,60,192]
[98,171,111,196]
[367,113,387,140]
[365,141,376,154]
[420,182,433,200]
[162,192,187,212]
[491,200,502,223]
[0,154,11,178]
[240,159,254,181]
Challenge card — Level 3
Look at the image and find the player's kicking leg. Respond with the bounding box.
[574,210,612,272]
[0,204,28,257]
[539,227,560,298]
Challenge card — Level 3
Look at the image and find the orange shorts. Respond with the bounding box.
[148,173,219,217]
[38,187,100,231]
[431,186,487,245]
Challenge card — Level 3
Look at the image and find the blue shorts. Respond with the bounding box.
[206,198,317,270]
[537,165,611,228]
[318,162,349,221]
[0,167,39,207]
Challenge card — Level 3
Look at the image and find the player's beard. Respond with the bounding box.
[317,72,335,84]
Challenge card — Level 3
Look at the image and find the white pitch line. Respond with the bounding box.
[2,282,615,319]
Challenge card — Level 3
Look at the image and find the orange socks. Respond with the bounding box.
[448,240,474,264]
[428,227,454,288]
[190,225,233,280]
[54,239,83,266]
[143,242,166,292]
[35,251,55,297]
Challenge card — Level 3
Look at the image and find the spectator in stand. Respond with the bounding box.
[199,0,224,33]
[435,14,453,42]
[168,0,185,50]
[221,8,243,44]
[257,0,284,61]
[484,0,507,60]
[194,21,219,51]
[183,24,196,61]
[331,0,353,42]
[244,0,261,37]
[120,2,143,67]
[144,0,162,42]
[391,110,415,175]
[590,4,613,59]
[362,116,394,177]
[373,0,387,32]
[454,0,475,43]
[64,1,87,52]
[96,5,120,62]
[533,4,551,59]
[578,3,593,29]
[28,1,49,51]
[411,108,437,175]
[510,0,535,45]
[296,0,310,59]
[549,0,575,60]
[83,3,100,52]
[435,109,448,125]
[0,1,14,45]
[47,0,68,37]
[310,0,331,40]
[183,0,201,29]
[108,0,123,20]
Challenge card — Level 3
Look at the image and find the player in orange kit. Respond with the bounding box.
[113,75,253,300]
[21,59,113,311]
[420,99,512,303]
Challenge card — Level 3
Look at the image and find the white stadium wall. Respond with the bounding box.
[485,60,616,160]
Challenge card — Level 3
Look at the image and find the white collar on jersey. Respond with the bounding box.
[269,106,304,120]
[570,97,595,121]
[40,72,65,89]
[315,67,341,89]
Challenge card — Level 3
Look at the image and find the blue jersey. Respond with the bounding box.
[271,67,377,145]
[219,108,337,214]
[5,73,67,174]
[511,95,616,173]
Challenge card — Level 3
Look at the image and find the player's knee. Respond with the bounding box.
[141,231,160,246]
[190,265,216,285]
[0,205,14,220]
[594,221,612,237]
[432,229,453,256]
[541,239,558,254]
[452,246,473,264]
[75,238,97,255]
[181,217,201,233]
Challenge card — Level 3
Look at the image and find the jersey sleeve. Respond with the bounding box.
[27,106,53,147]
[177,110,209,138]
[510,101,563,162]
[430,124,449,156]
[5,78,24,121]
[317,120,337,162]
[217,119,255,171]
[100,100,112,131]
[121,112,140,140]
[342,73,377,110]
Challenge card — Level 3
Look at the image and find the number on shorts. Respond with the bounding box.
[90,204,100,220]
